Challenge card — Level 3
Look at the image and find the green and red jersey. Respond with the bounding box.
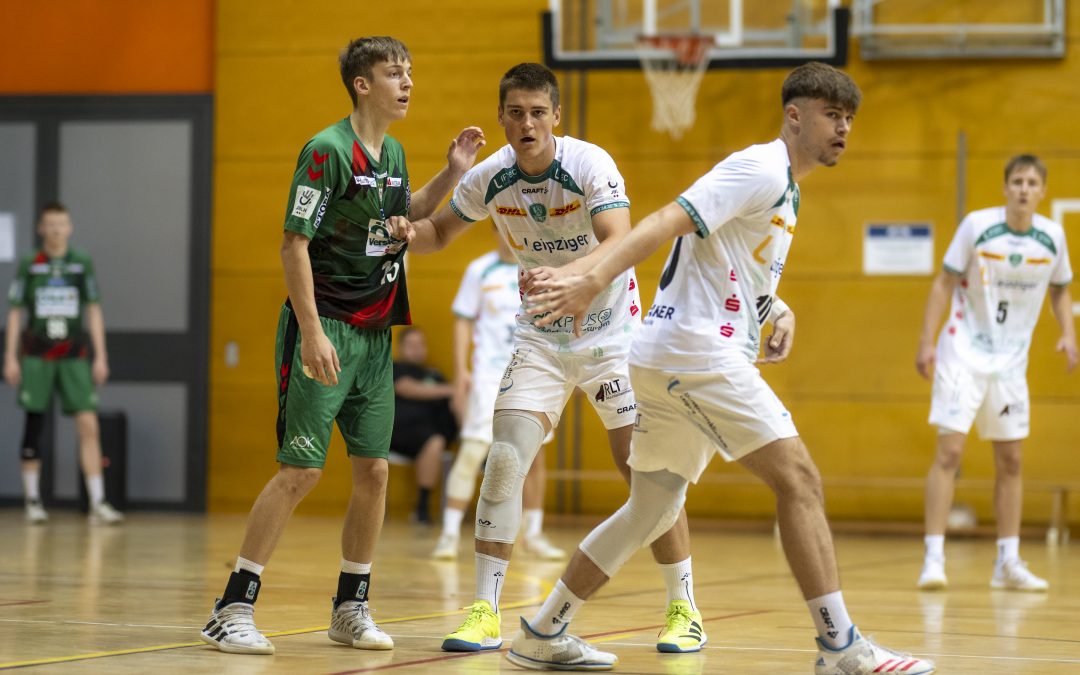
[7,247,99,359]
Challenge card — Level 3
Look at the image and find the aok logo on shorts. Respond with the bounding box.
[595,378,631,402]
[290,436,316,450]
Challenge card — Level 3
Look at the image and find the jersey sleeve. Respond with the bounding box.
[1050,229,1073,286]
[449,166,489,223]
[675,155,784,238]
[942,215,975,275]
[283,137,342,238]
[582,146,630,217]
[451,258,484,319]
[7,256,29,307]
[81,255,101,303]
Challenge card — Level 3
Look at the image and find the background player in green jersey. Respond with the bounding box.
[200,36,484,655]
[4,202,123,526]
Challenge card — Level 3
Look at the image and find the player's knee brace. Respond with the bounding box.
[20,412,45,461]
[447,439,489,503]
[579,469,688,578]
[475,411,545,543]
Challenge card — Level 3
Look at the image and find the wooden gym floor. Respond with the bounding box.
[1,511,1078,673]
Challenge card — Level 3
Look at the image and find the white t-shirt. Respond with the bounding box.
[450,136,640,353]
[937,207,1072,374]
[451,251,520,377]
[632,139,799,369]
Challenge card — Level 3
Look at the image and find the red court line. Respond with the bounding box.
[326,609,772,674]
[0,600,47,608]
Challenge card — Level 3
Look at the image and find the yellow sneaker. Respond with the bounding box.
[656,600,707,653]
[442,600,502,652]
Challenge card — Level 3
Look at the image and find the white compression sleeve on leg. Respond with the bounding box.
[474,410,545,544]
[446,439,490,503]
[579,469,688,578]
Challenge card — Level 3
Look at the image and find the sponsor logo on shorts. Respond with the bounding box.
[289,435,316,450]
[617,403,637,414]
[595,378,631,403]
[666,381,729,450]
[999,402,1027,417]
[292,185,321,219]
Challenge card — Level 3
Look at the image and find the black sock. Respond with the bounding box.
[335,571,370,607]
[416,488,431,519]
[219,570,261,609]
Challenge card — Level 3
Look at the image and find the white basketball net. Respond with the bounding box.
[637,35,714,140]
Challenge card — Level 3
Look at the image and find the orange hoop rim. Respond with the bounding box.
[636,34,715,67]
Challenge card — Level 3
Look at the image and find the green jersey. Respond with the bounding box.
[283,117,412,328]
[7,247,100,359]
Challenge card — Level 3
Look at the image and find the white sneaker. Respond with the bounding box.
[991,559,1048,592]
[432,532,459,560]
[522,534,567,561]
[506,617,618,671]
[89,501,124,525]
[329,599,394,650]
[200,600,275,654]
[25,500,48,524]
[815,626,934,675]
[917,556,947,590]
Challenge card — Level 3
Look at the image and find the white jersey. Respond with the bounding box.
[632,139,799,369]
[452,251,519,376]
[450,136,640,353]
[937,207,1072,374]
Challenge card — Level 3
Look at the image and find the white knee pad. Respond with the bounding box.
[475,411,546,543]
[447,439,490,502]
[580,469,688,578]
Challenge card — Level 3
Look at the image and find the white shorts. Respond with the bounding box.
[495,339,637,430]
[626,358,798,483]
[460,374,502,444]
[929,359,1029,441]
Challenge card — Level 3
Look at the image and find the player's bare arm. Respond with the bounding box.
[85,303,109,385]
[521,206,631,293]
[390,202,472,255]
[759,307,796,365]
[281,231,341,386]
[3,307,21,386]
[451,315,474,418]
[409,127,486,219]
[916,269,960,379]
[1049,284,1079,372]
[530,201,696,335]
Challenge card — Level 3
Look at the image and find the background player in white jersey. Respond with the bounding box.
[516,63,935,674]
[433,232,565,561]
[916,155,1076,593]
[395,63,700,656]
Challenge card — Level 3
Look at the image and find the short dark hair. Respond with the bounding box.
[781,62,861,113]
[499,63,560,109]
[38,201,68,223]
[339,36,411,107]
[1004,154,1047,183]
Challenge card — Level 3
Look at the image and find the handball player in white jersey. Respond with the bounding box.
[916,154,1076,593]
[517,62,935,674]
[397,63,699,656]
[432,232,565,562]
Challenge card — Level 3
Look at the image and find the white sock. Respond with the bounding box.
[659,557,696,609]
[528,579,584,636]
[807,591,854,649]
[341,559,372,575]
[475,552,509,613]
[85,474,105,507]
[996,536,1020,564]
[235,556,265,576]
[523,508,543,538]
[22,468,41,502]
[443,507,465,536]
[924,534,945,560]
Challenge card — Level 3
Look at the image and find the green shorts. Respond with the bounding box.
[18,356,97,414]
[275,304,394,468]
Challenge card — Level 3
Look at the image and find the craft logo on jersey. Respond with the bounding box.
[529,203,548,223]
[594,378,630,402]
[292,185,321,220]
[1008,253,1023,267]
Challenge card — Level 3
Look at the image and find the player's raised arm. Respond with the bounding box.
[409,127,486,219]
[389,200,475,255]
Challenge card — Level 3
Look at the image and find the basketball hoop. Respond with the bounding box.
[636,34,714,140]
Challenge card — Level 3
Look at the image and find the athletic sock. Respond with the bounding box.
[235,556,265,576]
[85,474,105,507]
[335,560,372,607]
[659,557,697,610]
[442,506,465,536]
[475,553,509,613]
[924,534,945,560]
[523,508,543,538]
[807,591,854,650]
[416,488,431,521]
[996,536,1020,564]
[22,468,41,502]
[219,569,262,608]
[528,579,584,636]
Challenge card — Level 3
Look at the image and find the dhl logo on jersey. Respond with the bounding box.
[496,206,528,216]
[549,200,582,217]
[770,214,795,234]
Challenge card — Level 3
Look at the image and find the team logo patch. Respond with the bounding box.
[1008,253,1023,267]
[529,203,548,223]
[291,185,321,220]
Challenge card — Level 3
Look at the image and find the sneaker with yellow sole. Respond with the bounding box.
[442,600,502,651]
[656,600,707,653]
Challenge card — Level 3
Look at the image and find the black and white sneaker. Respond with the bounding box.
[200,600,274,654]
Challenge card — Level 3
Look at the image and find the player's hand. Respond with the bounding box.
[1057,334,1079,373]
[758,312,795,364]
[3,357,20,387]
[385,215,414,251]
[92,356,109,386]
[915,341,936,380]
[450,374,470,422]
[528,273,602,338]
[301,330,341,386]
[520,266,569,295]
[447,127,486,174]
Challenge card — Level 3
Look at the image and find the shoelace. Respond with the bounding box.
[338,602,374,629]
[663,604,693,632]
[219,606,261,638]
[458,603,491,629]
